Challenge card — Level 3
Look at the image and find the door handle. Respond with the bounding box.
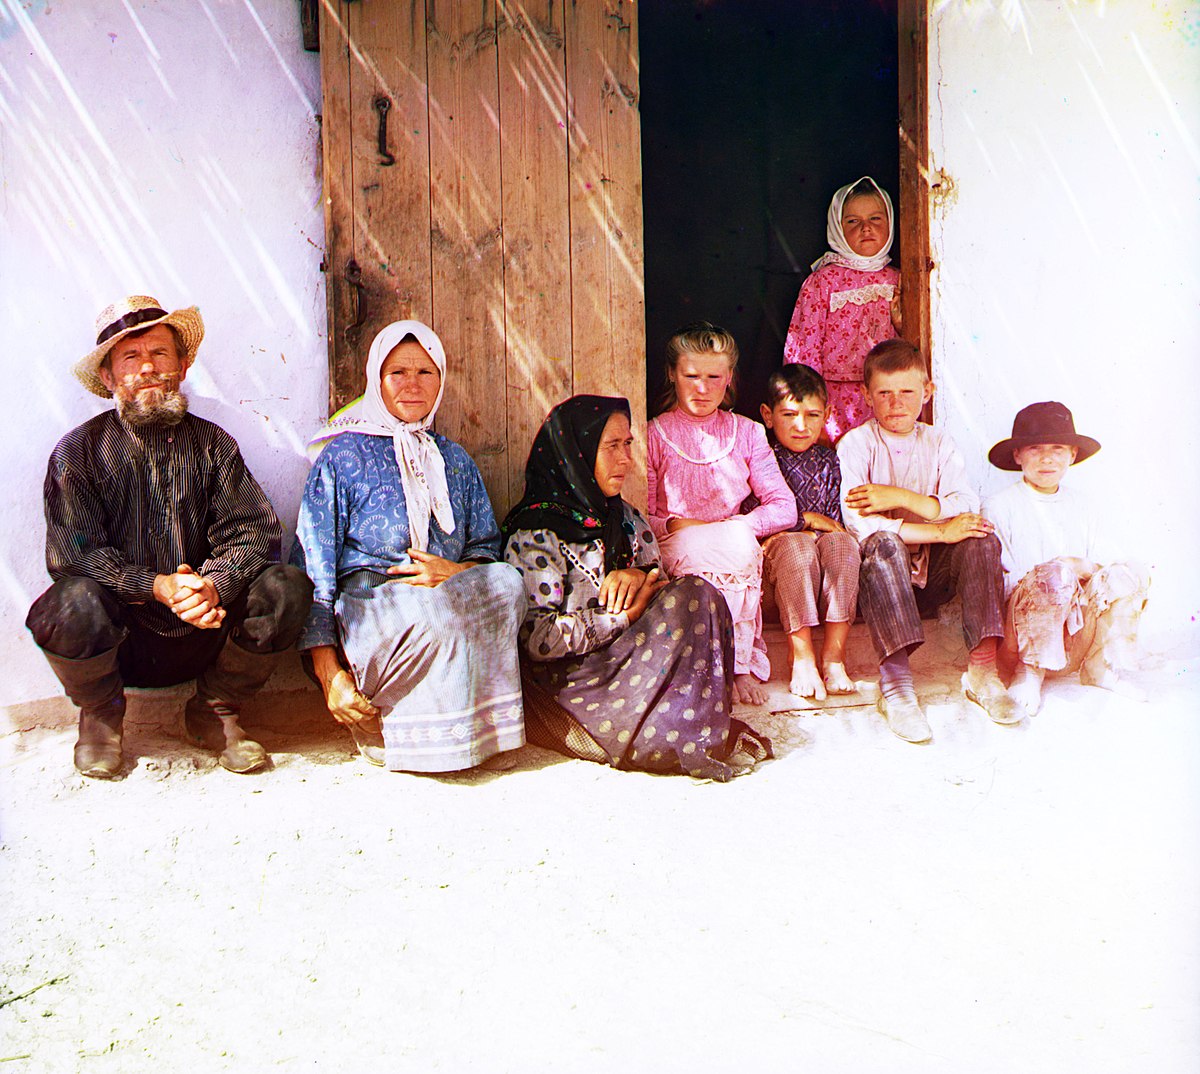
[344,258,366,340]
[373,95,395,167]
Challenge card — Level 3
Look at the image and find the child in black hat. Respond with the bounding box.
[983,401,1150,715]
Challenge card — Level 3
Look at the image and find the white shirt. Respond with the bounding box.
[837,419,977,586]
[982,478,1101,598]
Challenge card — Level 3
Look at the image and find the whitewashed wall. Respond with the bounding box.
[929,1,1200,654]
[2,2,1196,708]
[0,0,327,704]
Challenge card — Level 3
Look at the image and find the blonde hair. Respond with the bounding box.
[657,321,739,414]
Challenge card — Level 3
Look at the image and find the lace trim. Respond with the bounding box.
[829,283,895,313]
[654,412,737,464]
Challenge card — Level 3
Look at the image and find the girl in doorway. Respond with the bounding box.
[647,323,797,706]
[783,176,901,442]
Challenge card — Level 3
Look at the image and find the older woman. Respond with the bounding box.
[292,320,525,771]
[502,395,771,781]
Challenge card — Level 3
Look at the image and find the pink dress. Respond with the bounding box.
[647,408,797,681]
[783,263,899,442]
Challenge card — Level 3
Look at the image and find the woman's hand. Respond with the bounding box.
[325,669,381,726]
[623,567,671,625]
[310,646,380,726]
[890,278,903,331]
[598,567,649,614]
[665,517,707,534]
[387,548,470,587]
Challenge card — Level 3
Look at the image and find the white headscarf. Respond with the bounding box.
[307,320,455,550]
[810,176,895,273]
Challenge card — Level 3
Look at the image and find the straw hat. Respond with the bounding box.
[73,295,204,398]
[987,401,1100,471]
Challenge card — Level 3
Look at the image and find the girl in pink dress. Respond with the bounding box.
[647,323,797,706]
[783,176,902,442]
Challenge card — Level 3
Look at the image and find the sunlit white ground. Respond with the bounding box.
[2,621,1197,1073]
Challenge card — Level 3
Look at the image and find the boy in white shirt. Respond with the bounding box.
[838,340,1022,743]
[983,401,1149,715]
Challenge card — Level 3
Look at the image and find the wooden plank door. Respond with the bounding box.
[317,0,646,515]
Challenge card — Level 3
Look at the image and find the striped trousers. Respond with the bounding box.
[857,530,1005,662]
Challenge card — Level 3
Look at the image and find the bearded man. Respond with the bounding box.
[25,296,313,778]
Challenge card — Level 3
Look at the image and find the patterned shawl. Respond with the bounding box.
[503,395,633,574]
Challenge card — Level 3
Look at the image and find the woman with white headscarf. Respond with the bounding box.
[782,176,902,442]
[292,320,525,771]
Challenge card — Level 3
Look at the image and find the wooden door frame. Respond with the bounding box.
[898,0,932,409]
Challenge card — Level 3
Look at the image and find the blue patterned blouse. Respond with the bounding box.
[292,432,503,649]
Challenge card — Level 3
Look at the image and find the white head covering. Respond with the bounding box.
[307,320,455,550]
[810,176,895,273]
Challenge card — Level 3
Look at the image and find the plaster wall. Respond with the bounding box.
[0,0,327,704]
[1,2,1196,709]
[928,1,1200,652]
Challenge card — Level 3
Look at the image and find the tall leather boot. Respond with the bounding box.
[185,640,276,773]
[43,647,126,779]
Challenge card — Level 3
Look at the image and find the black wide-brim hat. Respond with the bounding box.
[987,401,1101,471]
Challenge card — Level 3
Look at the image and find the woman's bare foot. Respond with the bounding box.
[821,660,857,695]
[733,673,768,706]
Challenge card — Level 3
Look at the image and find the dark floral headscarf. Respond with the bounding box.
[503,395,633,574]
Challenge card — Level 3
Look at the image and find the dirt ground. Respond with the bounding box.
[2,619,1198,1073]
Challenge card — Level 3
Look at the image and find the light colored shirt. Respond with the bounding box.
[837,418,977,587]
[646,409,797,541]
[982,479,1102,598]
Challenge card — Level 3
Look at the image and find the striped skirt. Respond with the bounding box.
[336,563,526,772]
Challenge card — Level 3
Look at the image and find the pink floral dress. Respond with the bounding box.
[783,263,899,442]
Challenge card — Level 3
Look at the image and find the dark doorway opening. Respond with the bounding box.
[639,0,900,418]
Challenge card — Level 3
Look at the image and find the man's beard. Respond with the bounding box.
[114,376,189,427]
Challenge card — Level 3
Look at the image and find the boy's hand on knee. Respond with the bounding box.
[803,512,845,533]
[938,513,994,544]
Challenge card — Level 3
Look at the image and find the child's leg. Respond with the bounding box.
[857,531,930,742]
[815,530,860,693]
[1078,562,1150,700]
[943,535,1023,724]
[1005,559,1087,714]
[764,532,825,699]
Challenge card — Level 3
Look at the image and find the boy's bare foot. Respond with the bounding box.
[1081,664,1148,702]
[1008,660,1045,716]
[733,673,768,706]
[821,661,857,695]
[962,668,1025,725]
[789,655,827,701]
[876,691,931,743]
